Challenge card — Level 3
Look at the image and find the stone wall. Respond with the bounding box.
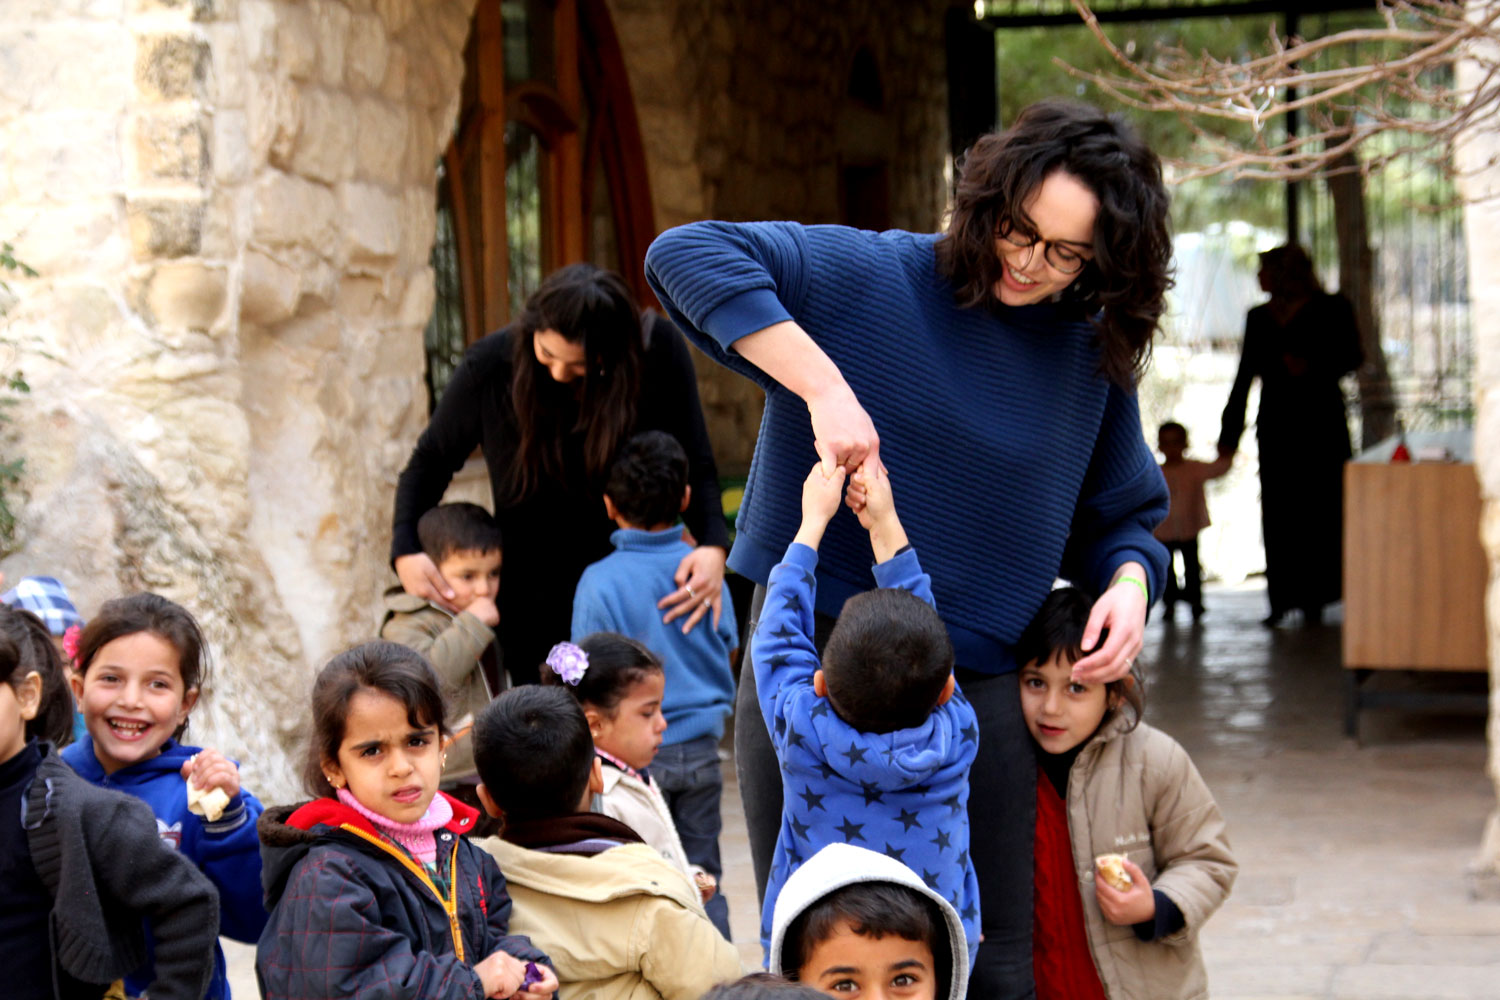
[609,0,954,474]
[0,0,477,798]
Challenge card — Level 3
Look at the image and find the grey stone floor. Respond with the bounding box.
[227,580,1500,998]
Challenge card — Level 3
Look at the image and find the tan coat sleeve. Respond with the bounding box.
[380,609,494,697]
[1145,734,1238,945]
[637,896,746,1000]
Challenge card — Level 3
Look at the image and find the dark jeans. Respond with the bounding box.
[653,733,732,940]
[1162,538,1202,613]
[737,585,1037,998]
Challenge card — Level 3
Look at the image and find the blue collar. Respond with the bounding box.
[609,525,687,551]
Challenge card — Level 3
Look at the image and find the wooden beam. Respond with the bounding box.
[980,0,1378,30]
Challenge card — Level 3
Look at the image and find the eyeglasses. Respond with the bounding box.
[996,223,1092,276]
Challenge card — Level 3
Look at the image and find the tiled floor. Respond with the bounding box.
[227,581,1500,998]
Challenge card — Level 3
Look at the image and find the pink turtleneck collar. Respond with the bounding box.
[336,788,453,865]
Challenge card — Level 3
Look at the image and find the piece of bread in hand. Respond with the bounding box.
[1095,853,1133,891]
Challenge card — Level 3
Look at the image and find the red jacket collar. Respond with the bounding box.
[287,791,479,837]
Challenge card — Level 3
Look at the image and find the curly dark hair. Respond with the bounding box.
[935,99,1173,386]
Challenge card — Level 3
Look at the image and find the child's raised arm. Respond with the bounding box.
[851,461,908,563]
[792,462,846,552]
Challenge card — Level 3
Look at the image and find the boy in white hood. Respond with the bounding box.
[768,844,969,1000]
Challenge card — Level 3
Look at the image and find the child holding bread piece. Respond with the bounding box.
[1018,587,1236,1000]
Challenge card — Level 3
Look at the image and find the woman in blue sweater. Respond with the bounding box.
[645,99,1172,998]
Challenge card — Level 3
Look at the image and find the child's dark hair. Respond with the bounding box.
[540,632,662,715]
[1014,586,1144,728]
[303,640,451,798]
[417,502,503,565]
[820,589,954,733]
[605,430,688,529]
[0,605,74,745]
[1158,420,1186,440]
[75,593,209,738]
[782,882,951,998]
[699,973,828,999]
[474,686,594,824]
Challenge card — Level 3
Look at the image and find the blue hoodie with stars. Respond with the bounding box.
[755,541,980,969]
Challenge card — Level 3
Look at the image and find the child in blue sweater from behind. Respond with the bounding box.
[61,593,266,1000]
[572,429,739,937]
[755,459,979,969]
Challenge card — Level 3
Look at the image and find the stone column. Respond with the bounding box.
[1457,0,1500,896]
[0,0,477,799]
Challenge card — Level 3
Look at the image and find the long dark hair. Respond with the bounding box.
[508,264,644,500]
[935,99,1172,386]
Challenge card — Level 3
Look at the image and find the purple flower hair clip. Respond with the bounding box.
[522,962,544,989]
[546,641,589,686]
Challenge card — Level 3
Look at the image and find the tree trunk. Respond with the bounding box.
[1325,146,1397,449]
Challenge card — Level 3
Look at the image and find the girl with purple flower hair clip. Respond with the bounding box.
[541,632,719,906]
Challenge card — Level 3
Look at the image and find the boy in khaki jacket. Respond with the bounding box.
[380,502,503,787]
[1019,587,1236,1000]
[473,686,743,1000]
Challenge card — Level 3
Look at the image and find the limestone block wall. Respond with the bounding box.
[609,0,953,474]
[0,0,477,798]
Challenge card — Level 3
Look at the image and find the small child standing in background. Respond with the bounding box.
[571,430,738,937]
[1154,422,1231,622]
[61,593,267,1000]
[380,502,503,797]
[1019,587,1236,1000]
[2,574,87,740]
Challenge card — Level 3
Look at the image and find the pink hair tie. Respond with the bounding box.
[546,642,589,685]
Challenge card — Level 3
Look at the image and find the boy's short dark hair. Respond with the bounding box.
[782,882,950,997]
[605,430,687,529]
[699,973,828,999]
[821,589,953,733]
[417,503,503,564]
[1014,586,1143,728]
[473,686,595,823]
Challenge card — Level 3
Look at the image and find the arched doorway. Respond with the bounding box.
[424,0,656,404]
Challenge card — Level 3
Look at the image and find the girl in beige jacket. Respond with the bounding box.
[1018,588,1237,1000]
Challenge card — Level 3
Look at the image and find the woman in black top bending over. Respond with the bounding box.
[391,264,730,684]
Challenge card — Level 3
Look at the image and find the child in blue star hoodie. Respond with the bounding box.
[61,594,266,1000]
[754,458,979,969]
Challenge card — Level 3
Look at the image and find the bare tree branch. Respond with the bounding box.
[1059,0,1500,184]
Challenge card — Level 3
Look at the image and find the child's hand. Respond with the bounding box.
[850,461,908,563]
[513,963,559,1000]
[1094,857,1156,926]
[465,595,500,628]
[474,949,527,998]
[694,870,718,903]
[180,748,241,800]
[792,462,846,550]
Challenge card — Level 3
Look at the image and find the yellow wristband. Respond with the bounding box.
[1116,575,1149,602]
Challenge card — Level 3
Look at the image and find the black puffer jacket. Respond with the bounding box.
[255,795,549,1000]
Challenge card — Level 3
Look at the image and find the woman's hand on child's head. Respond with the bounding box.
[1070,566,1148,685]
[801,461,847,526]
[1094,857,1155,926]
[180,748,241,799]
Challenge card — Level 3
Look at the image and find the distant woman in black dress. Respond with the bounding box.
[1219,244,1363,625]
[391,264,729,683]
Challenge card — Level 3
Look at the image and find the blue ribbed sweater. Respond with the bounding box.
[646,222,1168,674]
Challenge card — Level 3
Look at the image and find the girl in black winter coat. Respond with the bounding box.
[256,641,557,1000]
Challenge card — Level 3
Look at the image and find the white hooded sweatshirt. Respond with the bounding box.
[767,843,970,1000]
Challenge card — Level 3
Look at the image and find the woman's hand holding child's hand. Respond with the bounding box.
[181,748,241,800]
[1094,857,1155,926]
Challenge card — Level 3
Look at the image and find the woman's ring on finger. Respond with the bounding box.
[685,584,696,599]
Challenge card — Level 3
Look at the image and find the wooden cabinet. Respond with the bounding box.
[1342,462,1488,734]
